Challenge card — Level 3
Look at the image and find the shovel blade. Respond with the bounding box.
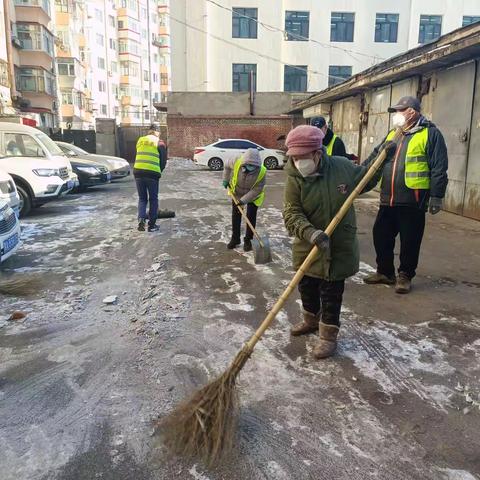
[157,209,176,219]
[252,235,272,264]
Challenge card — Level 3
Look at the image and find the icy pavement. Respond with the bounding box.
[0,160,479,480]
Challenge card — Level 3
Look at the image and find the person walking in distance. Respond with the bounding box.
[133,124,167,232]
[363,96,448,293]
[223,148,267,252]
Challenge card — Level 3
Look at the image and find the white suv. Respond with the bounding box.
[0,199,21,264]
[0,169,20,217]
[0,123,75,217]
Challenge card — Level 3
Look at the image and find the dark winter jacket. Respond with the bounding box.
[133,138,168,180]
[364,117,448,209]
[323,128,347,157]
[283,148,382,280]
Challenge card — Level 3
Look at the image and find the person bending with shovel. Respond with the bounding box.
[284,125,396,359]
[223,148,267,252]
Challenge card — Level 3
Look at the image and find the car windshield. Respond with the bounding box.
[66,143,89,155]
[36,133,64,156]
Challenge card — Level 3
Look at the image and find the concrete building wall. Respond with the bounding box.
[171,0,480,93]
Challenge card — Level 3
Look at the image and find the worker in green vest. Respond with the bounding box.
[133,124,167,232]
[363,96,448,293]
[223,148,267,252]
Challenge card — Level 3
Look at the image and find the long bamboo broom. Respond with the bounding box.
[156,133,400,466]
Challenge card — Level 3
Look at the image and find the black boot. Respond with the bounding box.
[148,223,159,232]
[227,238,241,249]
[138,219,146,231]
[243,238,252,252]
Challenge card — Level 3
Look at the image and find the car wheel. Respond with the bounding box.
[208,157,224,171]
[17,185,32,218]
[264,157,279,170]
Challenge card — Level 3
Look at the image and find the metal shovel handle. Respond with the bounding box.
[228,187,265,248]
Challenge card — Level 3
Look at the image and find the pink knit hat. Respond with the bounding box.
[285,125,325,156]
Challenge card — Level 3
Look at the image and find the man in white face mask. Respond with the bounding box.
[363,96,449,293]
[283,125,396,359]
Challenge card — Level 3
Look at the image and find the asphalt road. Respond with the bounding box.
[0,160,479,480]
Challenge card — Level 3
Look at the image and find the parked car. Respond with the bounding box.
[0,199,21,264]
[0,169,20,217]
[55,142,131,179]
[0,123,76,217]
[70,157,111,191]
[193,139,287,171]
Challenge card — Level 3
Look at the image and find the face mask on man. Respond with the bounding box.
[392,112,406,128]
[294,157,317,177]
[244,164,256,172]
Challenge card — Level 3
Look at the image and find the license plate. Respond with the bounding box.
[3,232,18,254]
[67,180,74,189]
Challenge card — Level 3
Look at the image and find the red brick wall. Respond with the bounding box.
[167,115,293,158]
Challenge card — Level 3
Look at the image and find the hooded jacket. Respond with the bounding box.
[364,117,448,209]
[223,149,266,204]
[283,149,382,280]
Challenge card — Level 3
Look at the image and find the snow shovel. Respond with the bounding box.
[228,188,272,265]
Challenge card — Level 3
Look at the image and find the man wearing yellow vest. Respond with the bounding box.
[363,96,448,294]
[311,117,349,158]
[133,124,167,232]
[223,148,267,252]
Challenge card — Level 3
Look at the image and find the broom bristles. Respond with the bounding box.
[156,344,253,466]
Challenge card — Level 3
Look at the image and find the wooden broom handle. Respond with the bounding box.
[246,130,401,350]
[228,188,265,248]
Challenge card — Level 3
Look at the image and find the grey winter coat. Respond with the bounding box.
[223,152,266,204]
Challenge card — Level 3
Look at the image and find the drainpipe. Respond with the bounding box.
[3,0,17,100]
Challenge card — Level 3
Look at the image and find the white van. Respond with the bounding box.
[0,169,20,217]
[0,199,20,264]
[0,122,75,217]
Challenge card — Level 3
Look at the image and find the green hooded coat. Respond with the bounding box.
[283,150,380,280]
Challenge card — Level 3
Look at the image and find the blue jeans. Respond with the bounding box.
[135,177,159,226]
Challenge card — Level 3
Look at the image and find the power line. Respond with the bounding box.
[205,0,384,62]
[167,13,349,83]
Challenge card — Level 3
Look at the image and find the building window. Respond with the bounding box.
[418,15,442,44]
[232,7,257,39]
[98,57,105,69]
[98,81,106,92]
[95,8,103,22]
[110,61,117,73]
[161,73,168,85]
[118,39,140,56]
[61,91,73,104]
[109,38,116,50]
[16,67,55,95]
[100,104,108,115]
[462,16,480,26]
[55,0,69,13]
[120,61,139,77]
[153,73,159,83]
[57,60,75,76]
[17,23,54,56]
[96,33,104,46]
[108,15,115,27]
[79,47,85,62]
[0,61,8,87]
[330,12,355,42]
[143,70,149,81]
[285,11,309,41]
[232,63,256,92]
[284,65,307,92]
[328,65,352,87]
[375,13,399,42]
[144,89,149,100]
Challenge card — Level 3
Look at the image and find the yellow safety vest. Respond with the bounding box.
[134,136,161,174]
[325,134,338,156]
[386,128,430,189]
[229,157,267,207]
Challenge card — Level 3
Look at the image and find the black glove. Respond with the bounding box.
[237,199,245,206]
[310,230,329,250]
[381,140,397,159]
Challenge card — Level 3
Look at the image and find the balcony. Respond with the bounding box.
[14,0,51,26]
[17,23,55,68]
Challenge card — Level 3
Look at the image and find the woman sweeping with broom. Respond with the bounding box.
[158,125,398,466]
[283,125,396,358]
